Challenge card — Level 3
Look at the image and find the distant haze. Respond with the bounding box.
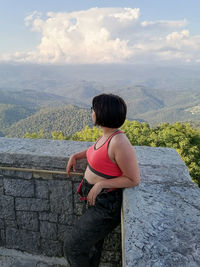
[0,63,199,91]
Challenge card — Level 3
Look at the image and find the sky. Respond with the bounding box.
[0,0,200,65]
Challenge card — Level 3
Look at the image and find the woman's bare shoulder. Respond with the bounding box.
[112,132,132,147]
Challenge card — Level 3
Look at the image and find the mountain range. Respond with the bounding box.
[0,63,200,137]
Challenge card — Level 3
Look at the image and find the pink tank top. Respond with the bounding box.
[86,130,123,178]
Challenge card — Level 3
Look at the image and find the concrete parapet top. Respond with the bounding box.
[0,137,91,171]
[0,137,189,183]
[0,137,92,157]
[0,137,184,166]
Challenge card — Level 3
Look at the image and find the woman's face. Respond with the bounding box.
[92,109,96,124]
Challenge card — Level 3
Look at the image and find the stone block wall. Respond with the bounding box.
[122,146,200,267]
[1,138,200,267]
[0,138,121,266]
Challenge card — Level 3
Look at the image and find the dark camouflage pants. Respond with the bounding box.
[63,178,122,267]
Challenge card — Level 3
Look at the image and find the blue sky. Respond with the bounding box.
[0,0,200,64]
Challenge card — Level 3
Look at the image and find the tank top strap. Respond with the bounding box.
[94,130,123,150]
[106,130,123,148]
[107,130,123,140]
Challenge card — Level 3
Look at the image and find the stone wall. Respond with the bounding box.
[1,138,200,267]
[122,146,200,267]
[0,138,121,266]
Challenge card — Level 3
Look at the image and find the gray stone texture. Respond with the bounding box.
[6,228,40,253]
[16,211,39,231]
[4,178,34,197]
[0,247,68,267]
[40,221,57,240]
[0,176,3,195]
[39,212,58,223]
[15,198,50,212]
[49,180,73,214]
[58,213,74,225]
[1,170,33,180]
[0,219,4,229]
[40,239,63,257]
[0,195,15,220]
[5,220,17,228]
[35,180,49,199]
[122,146,200,267]
[0,230,5,246]
[0,137,90,171]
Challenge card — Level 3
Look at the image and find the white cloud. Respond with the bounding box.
[166,30,190,41]
[24,11,43,30]
[141,19,188,29]
[1,7,200,64]
[109,7,140,22]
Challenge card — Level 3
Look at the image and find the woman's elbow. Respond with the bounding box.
[132,176,140,186]
[131,171,140,186]
[125,174,140,187]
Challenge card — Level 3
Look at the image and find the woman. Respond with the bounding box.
[64,93,140,267]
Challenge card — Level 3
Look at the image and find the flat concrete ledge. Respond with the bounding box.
[0,247,112,267]
[122,146,200,267]
[0,137,92,156]
[0,137,91,171]
[0,247,68,267]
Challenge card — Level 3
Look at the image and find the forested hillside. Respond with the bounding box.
[0,103,36,134]
[1,64,200,137]
[5,105,92,138]
[0,88,84,108]
[1,84,200,137]
[0,87,89,136]
[117,87,200,123]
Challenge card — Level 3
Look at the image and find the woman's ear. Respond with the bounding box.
[92,110,96,124]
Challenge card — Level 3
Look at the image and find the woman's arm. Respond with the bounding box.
[104,134,140,187]
[66,150,87,176]
[87,135,140,205]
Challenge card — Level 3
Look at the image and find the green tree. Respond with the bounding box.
[121,120,151,146]
[23,130,44,139]
[70,125,102,141]
[148,122,200,187]
[51,131,67,140]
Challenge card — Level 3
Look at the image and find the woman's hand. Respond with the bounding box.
[66,155,77,177]
[66,150,87,177]
[87,182,103,206]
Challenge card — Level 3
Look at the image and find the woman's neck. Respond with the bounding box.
[101,127,119,138]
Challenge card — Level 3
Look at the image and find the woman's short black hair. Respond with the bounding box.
[92,93,127,128]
